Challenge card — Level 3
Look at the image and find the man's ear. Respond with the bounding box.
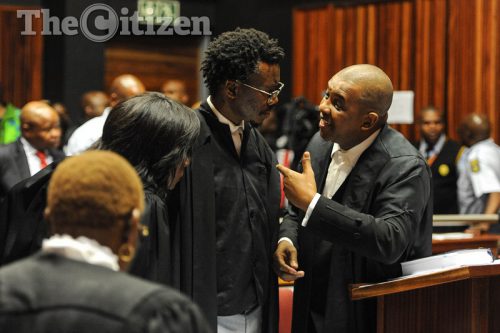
[21,122,30,132]
[361,112,379,131]
[225,81,238,99]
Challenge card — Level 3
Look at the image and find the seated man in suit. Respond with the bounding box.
[0,101,63,202]
[0,151,211,332]
[274,64,432,333]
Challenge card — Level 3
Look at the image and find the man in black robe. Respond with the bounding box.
[171,28,283,332]
[274,64,432,333]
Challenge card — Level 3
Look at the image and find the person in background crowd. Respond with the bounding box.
[415,106,461,214]
[161,79,189,105]
[0,101,63,201]
[274,64,432,333]
[0,82,21,145]
[457,113,500,217]
[66,74,145,155]
[0,150,211,333]
[172,28,284,332]
[51,101,75,148]
[81,90,110,121]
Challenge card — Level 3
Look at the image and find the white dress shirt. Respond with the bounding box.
[418,133,446,160]
[20,137,54,176]
[207,96,244,155]
[457,138,500,213]
[301,129,380,226]
[65,107,111,156]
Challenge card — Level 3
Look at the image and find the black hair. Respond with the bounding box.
[96,92,200,196]
[420,105,444,122]
[201,28,284,96]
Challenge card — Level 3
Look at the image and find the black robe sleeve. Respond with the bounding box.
[129,190,172,286]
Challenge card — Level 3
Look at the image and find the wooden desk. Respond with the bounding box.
[432,234,500,256]
[350,265,500,333]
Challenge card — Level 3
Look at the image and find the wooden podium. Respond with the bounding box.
[350,264,500,333]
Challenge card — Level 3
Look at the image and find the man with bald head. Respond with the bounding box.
[81,90,109,121]
[274,64,432,333]
[66,74,145,155]
[457,114,500,215]
[0,101,64,201]
[161,79,189,105]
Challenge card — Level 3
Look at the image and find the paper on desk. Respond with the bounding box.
[401,248,495,276]
[432,233,474,240]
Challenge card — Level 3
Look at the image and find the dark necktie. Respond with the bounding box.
[35,150,48,169]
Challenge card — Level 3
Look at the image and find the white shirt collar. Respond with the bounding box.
[330,129,381,165]
[102,106,111,118]
[207,96,244,134]
[20,136,39,155]
[42,234,120,271]
[419,134,446,156]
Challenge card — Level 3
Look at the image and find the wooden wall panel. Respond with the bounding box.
[0,5,43,107]
[292,4,335,105]
[413,0,447,141]
[104,37,201,107]
[293,0,500,143]
[447,0,500,141]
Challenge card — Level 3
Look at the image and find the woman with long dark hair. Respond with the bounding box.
[95,92,200,285]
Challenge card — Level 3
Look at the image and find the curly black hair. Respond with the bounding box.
[201,28,285,96]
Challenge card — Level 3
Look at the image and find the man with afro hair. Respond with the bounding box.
[171,28,284,332]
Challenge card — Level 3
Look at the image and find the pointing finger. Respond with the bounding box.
[301,151,313,175]
[276,164,291,177]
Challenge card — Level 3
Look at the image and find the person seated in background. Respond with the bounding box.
[0,101,63,202]
[0,92,199,276]
[457,113,500,216]
[0,150,211,333]
[81,90,110,121]
[415,106,461,214]
[161,79,189,105]
[66,74,145,155]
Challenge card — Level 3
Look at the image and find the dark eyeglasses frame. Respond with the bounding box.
[235,80,285,105]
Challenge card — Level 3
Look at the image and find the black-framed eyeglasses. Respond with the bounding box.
[235,80,285,105]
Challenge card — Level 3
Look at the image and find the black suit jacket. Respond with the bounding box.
[0,252,212,333]
[0,139,64,200]
[0,162,60,265]
[280,125,433,333]
[413,139,461,214]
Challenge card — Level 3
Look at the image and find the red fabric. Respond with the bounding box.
[35,150,48,169]
[279,287,293,333]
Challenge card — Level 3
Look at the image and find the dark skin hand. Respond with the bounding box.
[276,151,317,211]
[273,151,318,281]
[273,240,305,281]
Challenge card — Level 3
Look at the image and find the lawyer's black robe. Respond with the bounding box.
[170,104,282,332]
[0,252,212,333]
[129,183,172,286]
[280,125,433,333]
